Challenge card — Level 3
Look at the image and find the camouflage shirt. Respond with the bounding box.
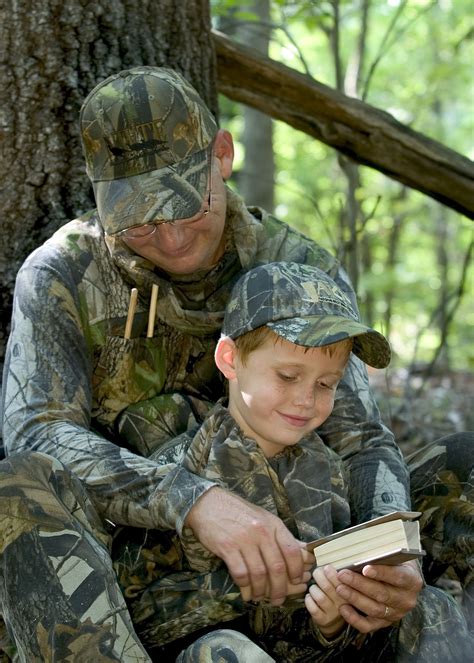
[172,400,352,572]
[2,187,409,532]
[114,401,356,651]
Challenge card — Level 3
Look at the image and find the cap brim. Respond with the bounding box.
[94,146,210,235]
[267,314,391,369]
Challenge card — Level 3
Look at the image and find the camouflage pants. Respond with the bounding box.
[162,583,472,662]
[0,433,473,661]
[0,451,151,663]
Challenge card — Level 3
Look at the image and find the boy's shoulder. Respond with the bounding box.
[254,209,341,278]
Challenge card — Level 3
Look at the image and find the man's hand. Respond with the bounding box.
[185,487,305,605]
[240,547,313,601]
[335,560,423,633]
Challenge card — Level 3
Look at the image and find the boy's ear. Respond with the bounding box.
[215,336,238,380]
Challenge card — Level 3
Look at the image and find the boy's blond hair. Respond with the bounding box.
[233,326,353,366]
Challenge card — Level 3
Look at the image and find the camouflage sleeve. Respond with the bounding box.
[312,263,410,522]
[1,248,215,532]
[133,567,247,648]
[263,217,411,522]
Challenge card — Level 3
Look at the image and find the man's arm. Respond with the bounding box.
[315,263,421,629]
[319,357,411,523]
[185,487,305,604]
[312,257,411,522]
[2,247,305,601]
[1,249,214,532]
[259,214,411,522]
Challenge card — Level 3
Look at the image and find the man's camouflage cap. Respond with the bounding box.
[223,262,391,369]
[80,66,218,235]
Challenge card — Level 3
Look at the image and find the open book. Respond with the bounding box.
[306,511,425,571]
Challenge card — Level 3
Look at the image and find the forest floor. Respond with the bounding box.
[369,367,473,455]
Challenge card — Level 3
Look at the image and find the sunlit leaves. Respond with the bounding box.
[212,0,473,369]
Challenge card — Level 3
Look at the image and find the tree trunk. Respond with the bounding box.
[0,0,215,358]
[329,0,369,291]
[383,206,404,338]
[238,0,275,212]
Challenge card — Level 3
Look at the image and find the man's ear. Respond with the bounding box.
[215,336,238,380]
[213,129,234,180]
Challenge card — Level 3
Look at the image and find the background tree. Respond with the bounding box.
[217,0,275,210]
[214,0,472,374]
[0,0,215,356]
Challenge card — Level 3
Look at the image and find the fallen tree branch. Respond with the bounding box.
[213,30,474,219]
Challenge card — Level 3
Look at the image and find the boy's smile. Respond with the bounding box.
[227,336,350,458]
[278,412,313,428]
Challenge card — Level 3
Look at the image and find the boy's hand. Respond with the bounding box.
[185,487,305,605]
[305,565,346,638]
[335,560,422,633]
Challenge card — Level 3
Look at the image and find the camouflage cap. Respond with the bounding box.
[223,262,391,369]
[80,66,218,235]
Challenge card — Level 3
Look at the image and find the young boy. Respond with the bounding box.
[115,262,470,661]
[173,260,389,651]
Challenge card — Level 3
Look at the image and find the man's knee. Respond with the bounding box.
[1,449,59,477]
[398,585,472,661]
[408,432,473,495]
[0,450,108,550]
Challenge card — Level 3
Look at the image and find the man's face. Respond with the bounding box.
[227,337,350,458]
[120,131,233,276]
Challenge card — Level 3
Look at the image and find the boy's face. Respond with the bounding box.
[227,336,350,458]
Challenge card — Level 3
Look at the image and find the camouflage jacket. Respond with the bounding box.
[117,402,358,652]
[172,401,352,571]
[2,188,410,532]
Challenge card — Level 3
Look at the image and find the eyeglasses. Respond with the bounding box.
[118,188,212,240]
[118,147,214,242]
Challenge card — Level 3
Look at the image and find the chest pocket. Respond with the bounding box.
[92,335,167,428]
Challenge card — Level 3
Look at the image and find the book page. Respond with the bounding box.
[315,519,406,556]
[306,511,421,552]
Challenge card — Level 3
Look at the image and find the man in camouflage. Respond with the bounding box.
[0,67,472,661]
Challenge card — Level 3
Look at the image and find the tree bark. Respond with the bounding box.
[0,0,215,356]
[213,30,474,220]
[237,0,275,212]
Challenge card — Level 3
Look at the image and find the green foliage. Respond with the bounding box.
[212,0,473,371]
[211,0,259,21]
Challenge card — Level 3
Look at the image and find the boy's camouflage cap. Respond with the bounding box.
[80,66,218,235]
[223,262,391,368]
